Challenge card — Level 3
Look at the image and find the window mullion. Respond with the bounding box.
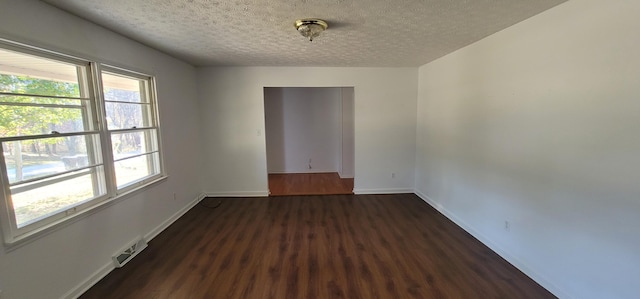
[0,91,89,100]
[113,150,159,163]
[106,127,155,134]
[0,131,101,143]
[149,78,164,176]
[81,64,104,198]
[91,63,117,198]
[0,144,19,241]
[10,167,95,193]
[140,80,155,173]
[0,102,85,109]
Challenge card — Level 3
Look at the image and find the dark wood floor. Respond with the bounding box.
[268,173,354,196]
[80,194,555,299]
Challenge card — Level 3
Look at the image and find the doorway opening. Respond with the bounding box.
[264,87,354,196]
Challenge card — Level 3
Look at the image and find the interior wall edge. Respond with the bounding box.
[413,189,572,299]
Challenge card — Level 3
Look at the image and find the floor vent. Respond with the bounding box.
[112,237,148,268]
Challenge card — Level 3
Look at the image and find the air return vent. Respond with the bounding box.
[112,237,148,268]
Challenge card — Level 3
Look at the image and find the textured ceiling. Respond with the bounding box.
[40,0,567,67]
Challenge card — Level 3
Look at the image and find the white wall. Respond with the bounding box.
[340,87,355,178]
[264,87,342,174]
[415,1,640,298]
[198,67,417,195]
[0,0,201,298]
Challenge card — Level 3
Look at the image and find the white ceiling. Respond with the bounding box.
[41,0,567,67]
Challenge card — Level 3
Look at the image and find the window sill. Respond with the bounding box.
[2,175,168,252]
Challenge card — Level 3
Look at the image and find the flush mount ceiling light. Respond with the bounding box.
[294,19,328,42]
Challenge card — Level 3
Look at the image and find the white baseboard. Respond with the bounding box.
[204,191,269,197]
[61,193,206,299]
[60,262,114,299]
[338,172,354,179]
[353,188,414,194]
[144,193,207,241]
[413,189,571,299]
[269,171,354,179]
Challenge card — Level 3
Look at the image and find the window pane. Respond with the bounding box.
[112,129,158,160]
[0,48,81,98]
[0,104,87,137]
[114,152,159,188]
[105,102,151,130]
[10,166,106,228]
[102,73,143,103]
[2,134,102,184]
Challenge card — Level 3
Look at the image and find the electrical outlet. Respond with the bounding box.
[391,172,396,178]
[504,221,510,231]
[173,193,176,200]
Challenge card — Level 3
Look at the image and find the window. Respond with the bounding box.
[101,69,162,191]
[0,41,164,244]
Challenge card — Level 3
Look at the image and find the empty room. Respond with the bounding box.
[0,0,637,298]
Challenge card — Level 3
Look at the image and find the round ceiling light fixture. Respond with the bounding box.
[294,18,328,42]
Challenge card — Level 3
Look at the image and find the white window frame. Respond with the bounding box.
[96,65,165,194]
[0,39,166,246]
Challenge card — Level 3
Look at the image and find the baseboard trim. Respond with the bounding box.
[61,193,206,299]
[268,170,338,174]
[60,262,114,299]
[144,193,207,241]
[413,189,571,299]
[204,191,269,197]
[353,188,414,194]
[338,173,354,179]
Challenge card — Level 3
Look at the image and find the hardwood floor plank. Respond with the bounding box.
[80,194,556,299]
